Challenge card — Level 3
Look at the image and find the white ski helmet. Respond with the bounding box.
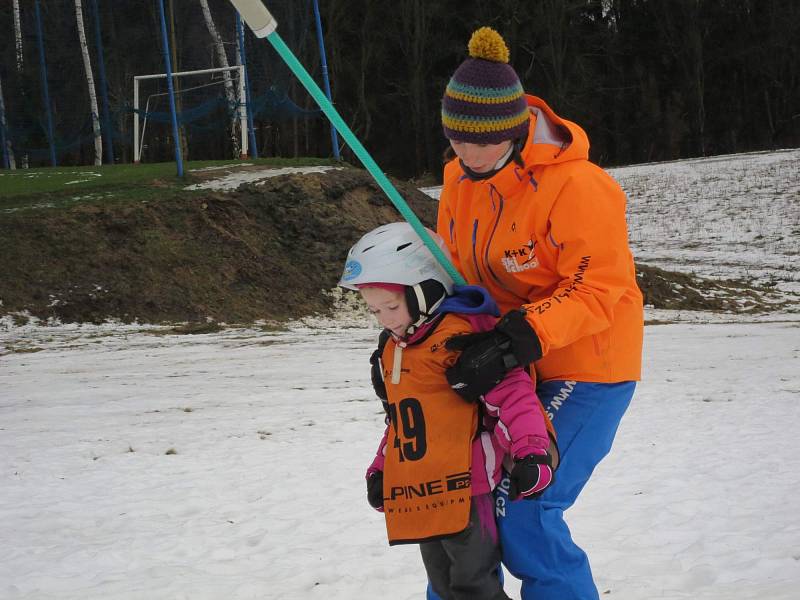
[339,222,454,293]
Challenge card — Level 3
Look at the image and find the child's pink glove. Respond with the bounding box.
[509,450,554,500]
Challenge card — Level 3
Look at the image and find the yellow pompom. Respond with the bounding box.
[468,27,510,64]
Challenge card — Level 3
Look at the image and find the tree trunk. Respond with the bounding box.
[13,0,27,168]
[198,0,240,158]
[168,0,189,161]
[651,1,706,156]
[398,0,422,175]
[13,0,24,71]
[75,0,103,166]
[0,75,16,169]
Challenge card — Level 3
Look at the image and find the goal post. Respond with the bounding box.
[133,65,247,163]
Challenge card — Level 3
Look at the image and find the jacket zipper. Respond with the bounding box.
[483,186,515,296]
[471,219,484,283]
[484,191,507,291]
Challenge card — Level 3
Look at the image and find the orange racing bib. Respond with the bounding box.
[380,315,477,545]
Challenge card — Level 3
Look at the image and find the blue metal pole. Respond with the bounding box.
[311,0,340,159]
[156,0,184,177]
[90,0,115,165]
[236,12,258,159]
[34,0,57,167]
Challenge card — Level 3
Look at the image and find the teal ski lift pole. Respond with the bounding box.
[227,0,465,286]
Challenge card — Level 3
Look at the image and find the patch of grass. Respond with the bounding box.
[169,322,224,335]
[0,157,339,209]
[258,322,289,333]
[9,313,30,327]
[165,448,177,455]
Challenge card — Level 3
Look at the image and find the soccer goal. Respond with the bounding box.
[133,65,248,163]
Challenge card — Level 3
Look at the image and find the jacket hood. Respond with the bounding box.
[437,285,500,317]
[522,95,589,166]
[399,285,498,345]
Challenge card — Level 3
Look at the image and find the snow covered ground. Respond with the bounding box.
[2,149,799,599]
[184,165,343,191]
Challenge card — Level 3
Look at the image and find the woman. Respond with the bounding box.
[433,27,644,600]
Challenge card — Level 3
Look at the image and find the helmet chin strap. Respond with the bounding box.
[403,281,448,337]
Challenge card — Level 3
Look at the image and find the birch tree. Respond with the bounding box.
[12,0,23,167]
[167,0,189,161]
[0,75,16,169]
[75,0,102,165]
[13,0,24,71]
[199,0,240,157]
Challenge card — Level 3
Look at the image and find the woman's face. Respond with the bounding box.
[359,287,413,337]
[449,140,513,173]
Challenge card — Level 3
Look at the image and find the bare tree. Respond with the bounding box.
[198,0,240,158]
[0,75,16,169]
[13,0,24,71]
[167,0,189,161]
[650,1,706,156]
[12,0,23,167]
[75,0,103,165]
[397,0,433,175]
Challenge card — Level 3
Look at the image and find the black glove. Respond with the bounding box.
[445,309,542,402]
[367,472,384,511]
[369,347,387,401]
[369,330,391,401]
[509,453,554,500]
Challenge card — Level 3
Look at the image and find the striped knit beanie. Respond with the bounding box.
[442,27,529,144]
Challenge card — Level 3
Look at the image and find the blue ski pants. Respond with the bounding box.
[427,380,636,600]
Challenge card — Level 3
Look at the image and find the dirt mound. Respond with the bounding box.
[1,168,785,325]
[0,169,437,324]
[636,264,788,314]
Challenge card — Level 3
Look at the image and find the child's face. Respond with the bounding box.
[360,287,413,337]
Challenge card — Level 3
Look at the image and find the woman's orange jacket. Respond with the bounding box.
[437,95,643,383]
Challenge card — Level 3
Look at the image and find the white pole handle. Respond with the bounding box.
[228,0,277,38]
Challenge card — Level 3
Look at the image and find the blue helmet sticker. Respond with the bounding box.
[342,260,362,281]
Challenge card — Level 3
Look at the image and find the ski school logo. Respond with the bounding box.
[342,260,362,282]
[500,238,539,274]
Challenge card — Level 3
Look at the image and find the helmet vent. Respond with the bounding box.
[361,245,376,253]
[396,242,413,252]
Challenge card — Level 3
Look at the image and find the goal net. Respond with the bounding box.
[133,65,247,163]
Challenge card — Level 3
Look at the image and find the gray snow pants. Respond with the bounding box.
[420,494,511,600]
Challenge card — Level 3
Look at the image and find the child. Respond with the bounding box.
[339,222,557,600]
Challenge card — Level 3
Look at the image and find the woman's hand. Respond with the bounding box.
[445,309,542,402]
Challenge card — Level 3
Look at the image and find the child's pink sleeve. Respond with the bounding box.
[483,368,550,459]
